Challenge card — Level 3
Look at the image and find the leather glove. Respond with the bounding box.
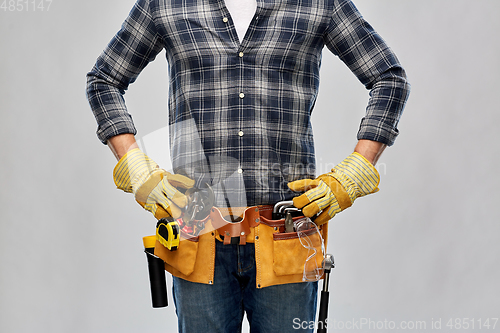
[287,152,380,225]
[113,148,194,219]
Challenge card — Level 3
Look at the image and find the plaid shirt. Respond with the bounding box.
[86,0,410,206]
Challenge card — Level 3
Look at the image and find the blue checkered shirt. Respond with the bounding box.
[86,0,410,206]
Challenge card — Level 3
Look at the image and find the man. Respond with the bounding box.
[86,0,409,331]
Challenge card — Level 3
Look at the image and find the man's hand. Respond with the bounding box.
[113,148,194,219]
[288,151,380,225]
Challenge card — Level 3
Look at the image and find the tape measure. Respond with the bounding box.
[156,217,180,251]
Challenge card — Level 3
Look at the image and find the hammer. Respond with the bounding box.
[317,254,334,333]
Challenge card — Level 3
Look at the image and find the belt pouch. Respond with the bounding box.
[154,222,216,285]
[255,216,327,288]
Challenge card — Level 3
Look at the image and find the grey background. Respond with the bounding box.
[1,0,499,332]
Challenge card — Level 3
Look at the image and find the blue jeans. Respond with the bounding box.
[173,240,318,332]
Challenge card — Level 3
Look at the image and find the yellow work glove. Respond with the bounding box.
[288,152,380,225]
[113,148,194,219]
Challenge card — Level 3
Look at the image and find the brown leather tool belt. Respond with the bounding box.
[153,204,328,287]
[210,205,308,245]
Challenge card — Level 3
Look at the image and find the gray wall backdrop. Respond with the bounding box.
[1,0,499,332]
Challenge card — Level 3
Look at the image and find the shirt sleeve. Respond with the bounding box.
[323,0,410,146]
[86,0,164,144]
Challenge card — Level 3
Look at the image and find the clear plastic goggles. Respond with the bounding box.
[294,217,325,282]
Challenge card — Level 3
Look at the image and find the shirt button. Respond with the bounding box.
[223,17,229,23]
[237,168,243,174]
[238,131,244,137]
[239,52,244,57]
[239,93,245,99]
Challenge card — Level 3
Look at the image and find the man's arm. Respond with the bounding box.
[108,134,139,161]
[354,139,386,165]
[324,0,410,147]
[86,0,164,146]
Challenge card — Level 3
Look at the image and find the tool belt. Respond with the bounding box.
[153,205,328,288]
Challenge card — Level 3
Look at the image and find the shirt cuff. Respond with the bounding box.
[357,118,400,146]
[97,119,137,145]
